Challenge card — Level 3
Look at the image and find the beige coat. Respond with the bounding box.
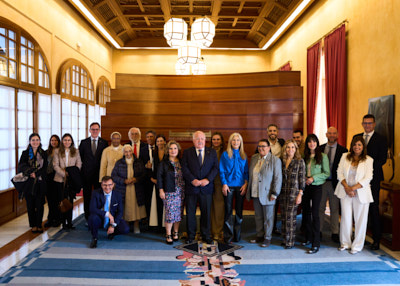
[53,148,82,183]
[99,145,123,182]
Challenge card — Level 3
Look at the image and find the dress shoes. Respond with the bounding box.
[307,247,319,254]
[331,233,340,243]
[301,241,311,246]
[250,237,264,244]
[338,246,349,251]
[349,249,359,255]
[90,238,97,248]
[185,239,194,244]
[370,242,380,250]
[260,239,270,248]
[285,245,293,249]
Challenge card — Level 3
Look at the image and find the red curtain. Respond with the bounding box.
[306,42,320,134]
[278,62,292,71]
[325,24,347,146]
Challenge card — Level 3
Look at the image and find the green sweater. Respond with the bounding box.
[306,153,330,186]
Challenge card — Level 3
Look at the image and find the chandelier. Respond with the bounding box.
[164,17,215,75]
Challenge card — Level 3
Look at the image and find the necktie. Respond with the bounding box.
[91,139,96,155]
[134,143,138,158]
[328,146,333,170]
[364,134,370,145]
[103,193,111,228]
[198,149,202,166]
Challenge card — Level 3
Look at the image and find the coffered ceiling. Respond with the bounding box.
[69,0,314,49]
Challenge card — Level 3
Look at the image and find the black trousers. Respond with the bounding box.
[302,184,322,248]
[83,177,100,221]
[46,173,60,224]
[369,179,381,243]
[25,181,45,228]
[186,192,212,240]
[223,187,244,243]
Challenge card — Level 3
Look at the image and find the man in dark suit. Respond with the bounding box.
[354,114,388,250]
[128,127,151,228]
[79,122,108,221]
[182,131,219,244]
[319,127,348,243]
[88,176,129,248]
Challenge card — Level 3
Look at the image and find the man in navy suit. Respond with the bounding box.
[319,127,348,243]
[182,131,219,244]
[354,114,388,250]
[79,122,108,221]
[88,176,129,248]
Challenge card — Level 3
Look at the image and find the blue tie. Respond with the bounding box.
[198,149,202,166]
[103,194,111,229]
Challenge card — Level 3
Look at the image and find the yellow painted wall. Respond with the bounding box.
[0,0,114,91]
[112,49,270,75]
[269,0,400,183]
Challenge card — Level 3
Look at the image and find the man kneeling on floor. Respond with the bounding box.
[88,176,129,248]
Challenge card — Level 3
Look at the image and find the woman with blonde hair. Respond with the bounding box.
[280,139,305,249]
[220,132,249,243]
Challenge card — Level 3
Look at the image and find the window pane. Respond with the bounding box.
[21,46,26,64]
[0,35,5,54]
[28,67,34,84]
[51,93,61,136]
[38,93,52,150]
[9,60,16,79]
[8,30,15,40]
[61,98,71,135]
[0,57,6,77]
[88,104,95,126]
[38,54,43,70]
[9,40,15,59]
[39,71,43,86]
[21,36,26,45]
[21,64,26,82]
[28,49,34,66]
[0,28,5,36]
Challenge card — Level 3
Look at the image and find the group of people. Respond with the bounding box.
[16,113,387,254]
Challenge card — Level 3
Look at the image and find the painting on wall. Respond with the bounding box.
[368,94,395,180]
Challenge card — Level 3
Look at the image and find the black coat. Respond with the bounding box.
[353,131,388,183]
[79,137,108,179]
[157,159,182,193]
[319,143,348,188]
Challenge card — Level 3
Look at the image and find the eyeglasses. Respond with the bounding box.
[258,145,268,148]
[102,184,113,187]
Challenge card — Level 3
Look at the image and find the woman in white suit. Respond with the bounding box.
[334,136,373,254]
[53,133,82,229]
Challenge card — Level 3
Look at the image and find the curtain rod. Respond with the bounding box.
[307,20,348,50]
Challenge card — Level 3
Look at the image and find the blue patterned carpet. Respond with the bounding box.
[1,214,400,285]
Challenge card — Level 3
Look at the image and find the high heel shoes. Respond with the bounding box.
[166,234,173,245]
[172,232,179,242]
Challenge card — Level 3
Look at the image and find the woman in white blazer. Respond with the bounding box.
[334,136,373,254]
[53,133,82,229]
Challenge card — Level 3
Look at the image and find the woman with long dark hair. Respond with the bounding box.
[335,136,373,254]
[210,132,225,241]
[44,135,61,228]
[302,134,330,254]
[17,133,48,233]
[53,133,82,229]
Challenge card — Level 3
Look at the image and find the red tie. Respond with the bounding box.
[134,143,138,158]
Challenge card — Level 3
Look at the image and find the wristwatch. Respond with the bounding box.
[110,223,117,228]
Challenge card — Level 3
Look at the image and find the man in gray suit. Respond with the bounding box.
[247,139,282,247]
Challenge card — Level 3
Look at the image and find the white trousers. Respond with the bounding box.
[340,195,369,251]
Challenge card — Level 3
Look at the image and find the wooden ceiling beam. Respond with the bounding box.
[144,16,151,26]
[189,0,194,13]
[159,0,171,21]
[210,0,222,24]
[124,12,259,18]
[246,1,275,41]
[232,18,238,27]
[104,0,136,40]
[238,1,246,13]
[136,0,145,12]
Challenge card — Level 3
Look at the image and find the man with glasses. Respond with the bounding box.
[353,114,388,250]
[79,122,108,221]
[88,176,129,248]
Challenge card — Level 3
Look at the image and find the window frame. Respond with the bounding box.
[96,76,111,107]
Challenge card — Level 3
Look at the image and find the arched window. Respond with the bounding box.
[57,59,94,104]
[96,76,111,107]
[0,17,51,92]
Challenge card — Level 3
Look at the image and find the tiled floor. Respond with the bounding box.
[0,202,399,276]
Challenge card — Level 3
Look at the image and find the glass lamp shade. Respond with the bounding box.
[178,41,201,64]
[192,59,206,75]
[191,17,215,48]
[164,18,188,48]
[175,61,191,75]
